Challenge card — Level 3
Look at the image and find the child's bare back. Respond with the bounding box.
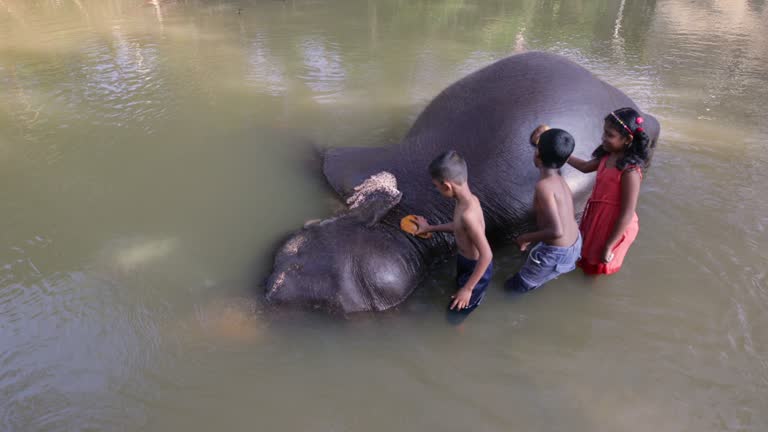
[534,176,579,247]
[505,127,581,293]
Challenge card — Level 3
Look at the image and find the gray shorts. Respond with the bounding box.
[505,234,582,293]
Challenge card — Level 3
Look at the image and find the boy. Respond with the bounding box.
[506,127,581,292]
[414,150,493,313]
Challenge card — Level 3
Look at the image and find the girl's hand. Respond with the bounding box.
[601,246,615,264]
[530,124,550,146]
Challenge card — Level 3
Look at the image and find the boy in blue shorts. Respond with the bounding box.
[506,127,581,292]
[414,150,493,314]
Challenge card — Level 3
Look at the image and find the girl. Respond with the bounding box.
[567,107,651,275]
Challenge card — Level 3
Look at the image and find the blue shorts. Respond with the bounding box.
[505,234,582,293]
[448,254,493,313]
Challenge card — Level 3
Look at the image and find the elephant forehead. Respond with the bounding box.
[282,235,307,255]
[266,271,286,300]
[274,271,286,285]
[346,171,399,209]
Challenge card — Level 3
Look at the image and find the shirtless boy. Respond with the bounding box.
[506,127,581,292]
[414,150,493,313]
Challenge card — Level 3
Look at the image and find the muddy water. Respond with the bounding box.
[1,0,767,431]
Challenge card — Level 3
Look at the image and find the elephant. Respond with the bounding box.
[264,51,660,314]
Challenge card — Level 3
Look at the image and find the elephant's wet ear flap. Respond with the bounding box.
[352,190,403,227]
[346,172,403,227]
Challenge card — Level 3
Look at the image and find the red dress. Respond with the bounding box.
[578,156,641,275]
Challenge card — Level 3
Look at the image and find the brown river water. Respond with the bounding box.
[1,0,767,431]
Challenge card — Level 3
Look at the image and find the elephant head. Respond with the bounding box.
[265,172,426,313]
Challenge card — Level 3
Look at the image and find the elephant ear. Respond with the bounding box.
[323,146,395,198]
[345,171,402,227]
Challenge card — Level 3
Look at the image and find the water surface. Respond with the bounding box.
[1,0,767,430]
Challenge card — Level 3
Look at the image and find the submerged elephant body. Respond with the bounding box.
[266,51,660,313]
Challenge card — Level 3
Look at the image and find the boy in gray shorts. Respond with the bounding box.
[506,127,582,292]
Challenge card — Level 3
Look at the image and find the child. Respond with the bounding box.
[413,150,493,313]
[567,107,651,275]
[505,128,582,292]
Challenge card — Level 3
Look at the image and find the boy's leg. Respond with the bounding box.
[447,257,493,319]
[505,245,569,293]
[506,236,582,293]
[463,261,493,311]
[505,271,542,293]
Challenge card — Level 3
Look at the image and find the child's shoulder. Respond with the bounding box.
[534,176,558,192]
[536,176,573,198]
[464,195,482,212]
[460,195,484,219]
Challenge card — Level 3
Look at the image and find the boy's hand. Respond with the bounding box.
[413,215,430,235]
[450,286,474,310]
[515,235,531,251]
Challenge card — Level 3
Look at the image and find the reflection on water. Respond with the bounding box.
[1,0,767,430]
[244,33,286,96]
[299,37,346,102]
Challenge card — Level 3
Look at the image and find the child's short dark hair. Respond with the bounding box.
[429,150,468,184]
[536,128,575,169]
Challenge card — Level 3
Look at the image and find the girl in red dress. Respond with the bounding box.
[567,107,652,275]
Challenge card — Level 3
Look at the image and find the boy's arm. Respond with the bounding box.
[451,214,493,310]
[602,169,641,262]
[413,216,454,234]
[517,187,563,247]
[567,156,600,173]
